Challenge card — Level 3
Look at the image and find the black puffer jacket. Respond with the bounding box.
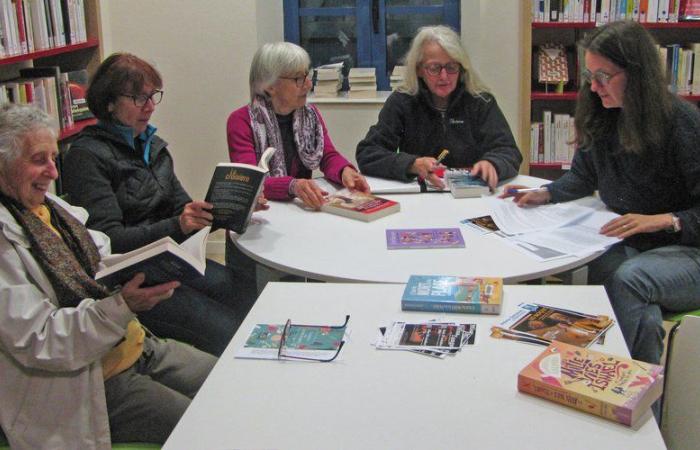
[62,124,191,253]
[356,85,522,181]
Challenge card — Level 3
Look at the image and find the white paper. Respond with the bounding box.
[485,197,597,235]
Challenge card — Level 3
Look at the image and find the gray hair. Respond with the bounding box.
[0,103,57,171]
[249,42,310,101]
[398,25,489,97]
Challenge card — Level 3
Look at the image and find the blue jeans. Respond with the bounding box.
[588,243,700,364]
[137,258,256,356]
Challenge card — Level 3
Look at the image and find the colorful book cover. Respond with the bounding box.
[236,321,346,360]
[386,227,465,249]
[460,215,500,234]
[401,275,503,314]
[322,189,400,222]
[518,341,665,426]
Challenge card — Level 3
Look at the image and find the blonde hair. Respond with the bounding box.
[249,42,311,101]
[398,25,489,97]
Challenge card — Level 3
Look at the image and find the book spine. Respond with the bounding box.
[401,300,500,315]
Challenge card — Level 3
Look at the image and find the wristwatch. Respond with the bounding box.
[667,214,682,233]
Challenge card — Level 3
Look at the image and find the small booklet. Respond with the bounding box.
[386,227,465,249]
[401,275,503,314]
[490,303,614,348]
[96,226,210,290]
[204,147,275,234]
[322,189,400,222]
[460,215,500,234]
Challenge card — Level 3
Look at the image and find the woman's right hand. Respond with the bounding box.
[120,273,180,312]
[409,157,445,189]
[499,184,551,207]
[292,179,327,210]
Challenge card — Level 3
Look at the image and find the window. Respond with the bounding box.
[284,0,460,90]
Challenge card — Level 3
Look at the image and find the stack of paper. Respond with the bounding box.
[390,65,405,90]
[375,321,476,359]
[348,67,377,98]
[313,62,343,98]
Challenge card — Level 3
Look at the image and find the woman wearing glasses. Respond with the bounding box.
[502,21,700,366]
[227,42,369,210]
[62,53,257,356]
[356,25,521,189]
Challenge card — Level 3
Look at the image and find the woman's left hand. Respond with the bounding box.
[254,194,269,212]
[470,160,498,189]
[600,213,674,238]
[341,167,371,193]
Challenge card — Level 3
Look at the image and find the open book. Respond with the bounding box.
[95,226,210,290]
[205,147,275,234]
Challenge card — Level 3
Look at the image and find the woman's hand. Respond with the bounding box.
[120,273,180,312]
[409,157,445,189]
[293,179,327,210]
[179,200,214,234]
[600,213,674,238]
[470,160,498,189]
[499,184,551,207]
[254,193,269,212]
[341,167,370,194]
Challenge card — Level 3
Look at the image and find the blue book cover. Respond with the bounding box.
[401,275,503,314]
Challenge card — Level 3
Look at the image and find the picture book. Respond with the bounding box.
[401,275,503,314]
[204,147,275,234]
[386,227,465,249]
[460,215,500,234]
[321,189,400,222]
[518,340,665,426]
[491,303,614,348]
[96,227,209,290]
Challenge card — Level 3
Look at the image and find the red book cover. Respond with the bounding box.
[322,189,400,222]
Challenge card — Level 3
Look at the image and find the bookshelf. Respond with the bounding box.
[522,1,700,180]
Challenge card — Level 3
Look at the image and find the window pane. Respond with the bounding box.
[385,12,442,75]
[301,15,357,72]
[300,0,354,7]
[386,0,444,5]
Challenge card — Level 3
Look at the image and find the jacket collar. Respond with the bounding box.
[417,79,466,112]
[96,121,158,150]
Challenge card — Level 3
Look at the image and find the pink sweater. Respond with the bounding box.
[227,105,352,200]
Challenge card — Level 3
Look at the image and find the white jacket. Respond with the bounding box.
[0,194,135,450]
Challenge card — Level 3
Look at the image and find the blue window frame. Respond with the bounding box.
[284,0,460,90]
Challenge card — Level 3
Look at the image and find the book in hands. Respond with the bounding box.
[386,228,465,249]
[321,189,400,222]
[490,303,614,348]
[205,147,275,234]
[518,340,664,426]
[401,275,503,314]
[444,171,489,198]
[95,227,210,290]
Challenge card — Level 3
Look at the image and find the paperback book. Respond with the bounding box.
[386,228,465,249]
[491,303,614,348]
[401,275,503,314]
[321,189,400,222]
[375,321,476,358]
[444,170,489,198]
[518,340,665,426]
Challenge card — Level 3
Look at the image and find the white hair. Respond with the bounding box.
[0,103,57,172]
[249,42,311,101]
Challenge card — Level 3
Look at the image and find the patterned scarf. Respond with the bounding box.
[0,193,111,307]
[248,95,324,177]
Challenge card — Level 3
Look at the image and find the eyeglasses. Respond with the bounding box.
[422,62,462,76]
[581,69,623,86]
[279,72,310,88]
[277,315,350,362]
[120,90,164,107]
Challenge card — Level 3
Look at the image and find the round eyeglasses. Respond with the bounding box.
[279,72,310,88]
[120,90,164,107]
[581,69,623,87]
[422,62,462,76]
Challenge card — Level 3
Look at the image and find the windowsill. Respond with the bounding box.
[308,91,392,104]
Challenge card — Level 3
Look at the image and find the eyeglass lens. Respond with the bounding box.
[277,315,349,362]
[133,90,163,107]
[582,69,616,86]
[424,62,461,76]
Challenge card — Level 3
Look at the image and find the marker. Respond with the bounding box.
[506,187,549,195]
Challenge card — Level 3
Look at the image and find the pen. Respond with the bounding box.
[434,149,449,165]
[506,187,549,195]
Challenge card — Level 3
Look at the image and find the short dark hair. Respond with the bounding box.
[86,53,163,121]
[575,21,672,155]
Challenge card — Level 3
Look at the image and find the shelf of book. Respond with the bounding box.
[532,22,700,30]
[59,118,97,141]
[0,38,100,66]
[531,92,578,100]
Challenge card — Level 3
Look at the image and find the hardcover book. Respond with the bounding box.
[96,226,209,290]
[321,189,400,222]
[66,69,93,121]
[518,341,665,426]
[205,147,275,234]
[401,275,503,314]
[386,227,465,249]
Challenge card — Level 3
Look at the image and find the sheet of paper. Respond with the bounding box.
[485,197,597,235]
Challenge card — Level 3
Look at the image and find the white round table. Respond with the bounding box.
[232,175,600,283]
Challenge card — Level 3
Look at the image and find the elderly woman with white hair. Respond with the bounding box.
[356,25,522,189]
[0,103,215,448]
[227,41,369,209]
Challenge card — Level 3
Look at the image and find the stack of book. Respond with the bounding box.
[347,67,377,99]
[313,63,343,98]
[389,65,405,90]
[374,320,476,359]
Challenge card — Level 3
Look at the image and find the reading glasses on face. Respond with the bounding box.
[120,90,164,107]
[280,71,310,88]
[277,314,350,362]
[423,62,462,76]
[581,69,623,86]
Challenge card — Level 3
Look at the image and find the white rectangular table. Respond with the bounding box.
[163,283,666,450]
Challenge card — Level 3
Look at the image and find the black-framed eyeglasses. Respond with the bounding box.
[423,62,462,76]
[581,69,623,87]
[277,315,350,362]
[120,90,164,107]
[279,72,310,88]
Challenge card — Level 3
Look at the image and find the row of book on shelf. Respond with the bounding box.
[0,0,88,58]
[530,111,575,165]
[312,65,405,98]
[532,0,700,23]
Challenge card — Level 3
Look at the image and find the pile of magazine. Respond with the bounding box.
[375,320,476,359]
